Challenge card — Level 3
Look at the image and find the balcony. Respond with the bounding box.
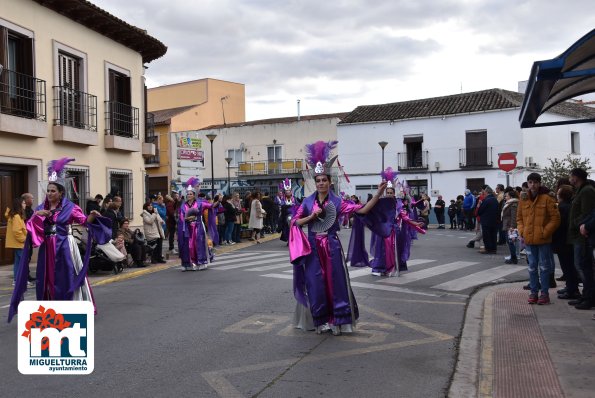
[397,151,429,171]
[459,147,493,168]
[104,101,140,152]
[0,69,47,138]
[52,86,98,145]
[143,112,156,157]
[237,159,303,176]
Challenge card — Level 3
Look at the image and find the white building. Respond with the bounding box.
[337,89,595,202]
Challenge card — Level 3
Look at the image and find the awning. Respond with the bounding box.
[519,28,595,128]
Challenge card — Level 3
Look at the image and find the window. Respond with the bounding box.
[466,178,485,195]
[267,145,282,161]
[407,179,428,198]
[571,131,580,154]
[105,64,137,138]
[108,170,133,219]
[226,149,243,167]
[465,130,488,166]
[65,167,90,210]
[0,22,37,119]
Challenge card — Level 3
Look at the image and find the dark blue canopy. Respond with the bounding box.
[520,29,595,128]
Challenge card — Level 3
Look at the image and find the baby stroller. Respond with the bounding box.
[132,229,158,264]
[73,228,125,274]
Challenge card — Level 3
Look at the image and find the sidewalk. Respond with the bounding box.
[450,282,595,398]
[0,233,282,291]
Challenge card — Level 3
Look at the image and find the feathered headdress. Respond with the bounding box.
[184,177,200,193]
[282,178,292,191]
[47,157,75,187]
[380,167,397,188]
[304,140,338,177]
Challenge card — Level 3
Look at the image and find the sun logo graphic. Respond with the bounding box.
[18,301,94,375]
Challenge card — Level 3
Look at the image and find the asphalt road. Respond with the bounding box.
[0,228,531,397]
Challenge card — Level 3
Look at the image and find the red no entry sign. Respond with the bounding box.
[498,153,517,172]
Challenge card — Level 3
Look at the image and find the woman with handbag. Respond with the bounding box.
[248,192,265,243]
[142,202,166,264]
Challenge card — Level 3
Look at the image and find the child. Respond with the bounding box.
[114,233,127,257]
[447,199,457,229]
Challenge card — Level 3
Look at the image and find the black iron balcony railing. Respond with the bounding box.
[397,150,429,170]
[52,86,97,131]
[459,147,493,168]
[145,112,155,143]
[145,155,160,165]
[0,68,46,121]
[237,159,304,176]
[104,100,139,138]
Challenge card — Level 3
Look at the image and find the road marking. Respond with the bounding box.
[214,252,286,266]
[202,304,453,397]
[261,273,292,280]
[246,262,292,272]
[348,268,373,278]
[350,281,440,297]
[214,254,289,270]
[431,265,523,291]
[216,252,275,262]
[223,314,291,334]
[407,259,436,266]
[380,261,478,285]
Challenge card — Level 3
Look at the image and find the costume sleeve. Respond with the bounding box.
[400,210,426,234]
[288,203,311,263]
[340,200,363,216]
[70,205,87,224]
[26,214,46,248]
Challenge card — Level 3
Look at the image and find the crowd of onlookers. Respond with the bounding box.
[437,169,595,313]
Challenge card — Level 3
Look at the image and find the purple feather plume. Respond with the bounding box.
[185,177,199,188]
[304,140,338,166]
[380,167,397,183]
[47,157,75,178]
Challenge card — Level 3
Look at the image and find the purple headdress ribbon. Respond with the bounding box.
[282,178,292,191]
[185,177,200,192]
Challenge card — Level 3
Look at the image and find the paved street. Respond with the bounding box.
[0,229,530,397]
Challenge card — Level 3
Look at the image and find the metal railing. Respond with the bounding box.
[459,147,493,168]
[0,68,46,121]
[145,112,155,143]
[52,86,97,131]
[145,155,160,165]
[104,100,139,138]
[236,159,304,176]
[397,151,429,170]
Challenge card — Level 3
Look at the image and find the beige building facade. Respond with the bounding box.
[194,113,346,197]
[146,79,245,196]
[0,0,166,264]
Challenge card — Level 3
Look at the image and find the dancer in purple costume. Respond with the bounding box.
[289,140,390,335]
[177,177,219,271]
[278,178,297,243]
[9,158,111,322]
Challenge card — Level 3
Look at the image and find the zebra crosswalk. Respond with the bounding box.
[207,251,527,295]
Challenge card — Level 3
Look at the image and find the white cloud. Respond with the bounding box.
[91,0,595,120]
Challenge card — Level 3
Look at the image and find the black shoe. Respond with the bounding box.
[505,258,518,264]
[556,275,566,282]
[568,299,583,306]
[523,283,531,290]
[558,291,581,300]
[574,301,593,310]
[466,241,475,248]
[158,259,167,264]
[557,287,567,295]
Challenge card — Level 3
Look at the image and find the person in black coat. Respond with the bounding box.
[553,185,580,299]
[477,186,499,254]
[85,194,103,215]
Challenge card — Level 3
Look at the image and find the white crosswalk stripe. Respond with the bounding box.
[247,262,291,272]
[213,253,288,270]
[431,264,522,291]
[380,261,478,285]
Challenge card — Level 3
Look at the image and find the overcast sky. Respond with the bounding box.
[92,0,594,121]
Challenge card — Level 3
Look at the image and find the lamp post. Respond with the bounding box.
[225,157,232,195]
[378,141,388,170]
[206,133,217,199]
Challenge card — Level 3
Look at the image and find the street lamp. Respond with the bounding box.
[206,133,217,199]
[378,141,388,170]
[225,157,232,195]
